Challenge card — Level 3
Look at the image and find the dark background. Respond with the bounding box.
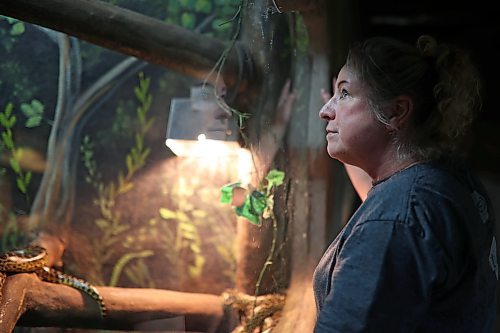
[357,1,500,175]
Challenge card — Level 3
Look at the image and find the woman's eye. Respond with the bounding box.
[340,89,349,98]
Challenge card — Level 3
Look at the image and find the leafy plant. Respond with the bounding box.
[20,99,46,128]
[0,16,25,37]
[80,135,101,189]
[122,218,180,287]
[221,169,284,226]
[220,169,286,309]
[159,206,206,278]
[155,167,238,282]
[164,0,241,39]
[0,103,32,199]
[0,203,27,252]
[81,72,155,285]
[109,250,154,287]
[0,16,26,53]
[123,256,156,288]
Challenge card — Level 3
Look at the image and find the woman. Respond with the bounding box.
[313,35,497,332]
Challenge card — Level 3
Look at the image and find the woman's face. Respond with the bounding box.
[319,66,391,170]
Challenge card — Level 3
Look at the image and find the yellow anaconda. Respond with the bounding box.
[0,245,106,318]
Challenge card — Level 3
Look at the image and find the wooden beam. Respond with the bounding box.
[3,274,228,332]
[0,0,254,92]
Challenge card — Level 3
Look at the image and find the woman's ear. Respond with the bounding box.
[387,95,413,130]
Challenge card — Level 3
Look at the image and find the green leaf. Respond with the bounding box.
[16,177,27,193]
[4,103,13,117]
[7,114,16,128]
[21,100,44,127]
[118,181,134,194]
[9,157,20,174]
[191,209,207,218]
[181,12,196,29]
[141,148,151,162]
[190,243,201,253]
[140,77,150,94]
[20,103,35,117]
[159,208,177,220]
[266,169,285,189]
[25,171,32,184]
[2,131,14,149]
[143,94,152,113]
[31,99,44,114]
[95,218,110,230]
[130,147,139,162]
[195,0,212,13]
[144,118,154,132]
[25,115,42,128]
[135,133,143,150]
[134,86,144,103]
[179,222,196,234]
[126,154,133,174]
[10,22,25,36]
[220,182,240,204]
[0,113,8,127]
[234,191,267,225]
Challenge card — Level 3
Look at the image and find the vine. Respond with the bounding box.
[221,169,286,315]
[212,1,288,322]
[81,72,154,285]
[0,103,32,201]
[203,0,251,141]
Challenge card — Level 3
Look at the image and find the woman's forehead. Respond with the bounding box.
[337,66,361,87]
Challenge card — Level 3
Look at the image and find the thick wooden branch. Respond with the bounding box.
[0,0,254,91]
[2,274,228,332]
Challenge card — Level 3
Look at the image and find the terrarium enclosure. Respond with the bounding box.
[1,0,500,332]
[0,0,347,332]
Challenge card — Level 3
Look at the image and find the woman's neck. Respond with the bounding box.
[369,157,421,185]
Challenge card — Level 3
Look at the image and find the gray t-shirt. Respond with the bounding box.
[313,162,497,332]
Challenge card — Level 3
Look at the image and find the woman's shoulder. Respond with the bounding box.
[360,162,476,225]
[371,161,471,201]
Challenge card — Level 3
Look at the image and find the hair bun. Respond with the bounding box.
[417,35,438,58]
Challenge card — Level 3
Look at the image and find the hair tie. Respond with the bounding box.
[417,35,438,58]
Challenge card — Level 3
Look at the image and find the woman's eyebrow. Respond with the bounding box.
[336,80,348,89]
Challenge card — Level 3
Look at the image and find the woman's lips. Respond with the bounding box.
[326,131,338,139]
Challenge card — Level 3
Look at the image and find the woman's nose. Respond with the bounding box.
[319,98,335,120]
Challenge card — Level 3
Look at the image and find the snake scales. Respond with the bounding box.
[0,245,106,318]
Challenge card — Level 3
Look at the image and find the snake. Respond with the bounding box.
[0,245,107,318]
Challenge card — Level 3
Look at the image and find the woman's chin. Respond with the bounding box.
[327,147,349,163]
[326,148,340,160]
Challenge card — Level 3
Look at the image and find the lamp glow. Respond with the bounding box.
[165,84,240,157]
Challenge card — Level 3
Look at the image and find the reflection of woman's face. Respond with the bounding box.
[319,66,390,170]
[191,86,231,137]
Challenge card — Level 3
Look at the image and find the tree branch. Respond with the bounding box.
[0,0,254,92]
[1,274,229,332]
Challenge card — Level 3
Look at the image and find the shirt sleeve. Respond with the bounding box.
[314,220,444,333]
